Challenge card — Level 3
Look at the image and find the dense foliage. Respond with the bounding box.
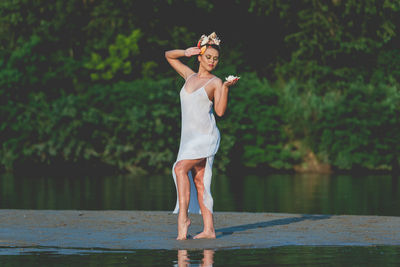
[1,0,399,173]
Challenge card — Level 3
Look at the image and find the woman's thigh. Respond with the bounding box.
[192,158,206,180]
[175,158,205,175]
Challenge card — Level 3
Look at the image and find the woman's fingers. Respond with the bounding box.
[191,47,201,55]
[224,79,239,87]
[185,47,201,57]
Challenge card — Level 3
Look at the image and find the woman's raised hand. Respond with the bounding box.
[184,47,201,57]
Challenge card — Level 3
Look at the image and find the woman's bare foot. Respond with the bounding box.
[176,217,191,240]
[193,230,216,239]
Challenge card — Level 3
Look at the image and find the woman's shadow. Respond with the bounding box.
[214,214,331,238]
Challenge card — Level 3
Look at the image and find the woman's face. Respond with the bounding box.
[199,46,219,72]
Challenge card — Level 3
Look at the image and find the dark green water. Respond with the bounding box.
[1,173,399,216]
[1,246,400,266]
[1,172,399,265]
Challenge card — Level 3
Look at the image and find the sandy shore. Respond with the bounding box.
[0,210,399,251]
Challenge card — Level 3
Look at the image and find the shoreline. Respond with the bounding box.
[1,210,399,252]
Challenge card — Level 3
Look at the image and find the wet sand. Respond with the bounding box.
[0,210,399,251]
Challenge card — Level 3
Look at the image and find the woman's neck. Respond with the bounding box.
[197,66,212,78]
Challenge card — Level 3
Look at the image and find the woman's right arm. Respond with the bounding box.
[165,47,200,79]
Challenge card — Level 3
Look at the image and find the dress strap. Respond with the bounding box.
[185,73,197,81]
[202,76,217,88]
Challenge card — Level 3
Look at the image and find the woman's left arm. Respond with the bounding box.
[213,79,238,117]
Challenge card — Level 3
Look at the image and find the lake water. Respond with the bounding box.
[1,172,399,266]
[1,172,399,216]
[1,246,400,266]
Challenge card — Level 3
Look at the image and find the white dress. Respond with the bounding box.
[172,73,220,214]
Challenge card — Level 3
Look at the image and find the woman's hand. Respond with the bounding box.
[184,47,201,57]
[223,79,239,88]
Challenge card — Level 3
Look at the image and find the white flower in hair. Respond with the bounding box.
[213,37,221,46]
[208,32,221,45]
[201,36,209,46]
[197,32,221,54]
[197,32,221,47]
[225,75,240,82]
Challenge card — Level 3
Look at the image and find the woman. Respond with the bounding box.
[165,32,238,240]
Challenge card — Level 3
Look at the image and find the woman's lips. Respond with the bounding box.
[208,64,214,68]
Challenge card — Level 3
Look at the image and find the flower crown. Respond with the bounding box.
[197,32,221,54]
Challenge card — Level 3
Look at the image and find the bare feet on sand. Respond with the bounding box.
[193,230,216,239]
[176,217,191,240]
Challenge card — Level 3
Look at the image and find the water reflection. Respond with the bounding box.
[1,246,399,266]
[0,173,399,216]
[176,250,214,267]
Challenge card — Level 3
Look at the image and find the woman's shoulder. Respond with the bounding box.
[210,75,222,86]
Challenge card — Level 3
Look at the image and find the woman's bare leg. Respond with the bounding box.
[177,250,189,267]
[174,158,205,240]
[192,159,216,239]
[202,250,215,267]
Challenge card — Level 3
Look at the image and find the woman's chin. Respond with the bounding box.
[201,64,215,72]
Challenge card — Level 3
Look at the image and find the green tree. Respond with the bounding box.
[84,29,142,81]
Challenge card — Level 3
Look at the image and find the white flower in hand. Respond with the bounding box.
[225,75,240,82]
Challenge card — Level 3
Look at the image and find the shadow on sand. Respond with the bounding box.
[214,214,331,238]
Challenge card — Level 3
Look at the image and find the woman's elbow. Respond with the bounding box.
[165,50,174,59]
[215,109,225,117]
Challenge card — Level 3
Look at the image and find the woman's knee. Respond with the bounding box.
[174,161,188,176]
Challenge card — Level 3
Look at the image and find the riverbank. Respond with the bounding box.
[0,210,399,252]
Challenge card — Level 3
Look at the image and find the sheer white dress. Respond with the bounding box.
[172,73,220,214]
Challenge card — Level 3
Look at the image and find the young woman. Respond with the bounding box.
[165,32,238,240]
